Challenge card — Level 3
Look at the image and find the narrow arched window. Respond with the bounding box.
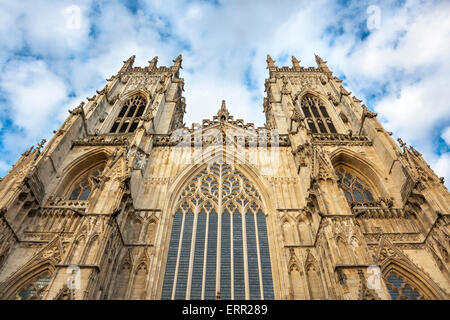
[335,166,374,204]
[15,272,51,300]
[301,94,337,133]
[68,165,105,201]
[110,94,147,134]
[161,162,274,300]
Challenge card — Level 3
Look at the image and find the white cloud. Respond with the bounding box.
[0,59,68,132]
[0,0,448,188]
[434,152,450,184]
[441,127,450,146]
[0,58,69,157]
[0,160,9,173]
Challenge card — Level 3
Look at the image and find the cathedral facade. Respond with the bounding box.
[0,54,449,300]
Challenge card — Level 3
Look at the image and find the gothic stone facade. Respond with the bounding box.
[0,54,449,300]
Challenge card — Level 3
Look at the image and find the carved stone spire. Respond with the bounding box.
[292,56,301,71]
[315,53,332,75]
[217,100,230,122]
[397,138,407,149]
[148,56,158,69]
[36,139,46,152]
[172,54,182,69]
[120,55,135,74]
[267,54,275,69]
[315,54,326,67]
[22,145,34,157]
[124,55,136,64]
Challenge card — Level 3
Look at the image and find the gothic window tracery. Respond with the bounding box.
[335,167,375,204]
[15,272,51,300]
[161,161,274,300]
[301,94,337,134]
[68,165,105,201]
[385,271,423,300]
[110,94,147,134]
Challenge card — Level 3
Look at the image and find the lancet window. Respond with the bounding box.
[335,166,374,204]
[110,94,147,134]
[68,165,105,201]
[301,94,337,134]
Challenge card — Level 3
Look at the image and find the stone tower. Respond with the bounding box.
[0,54,448,300]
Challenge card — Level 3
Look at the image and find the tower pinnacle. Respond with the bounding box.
[292,56,301,70]
[217,100,230,122]
[267,55,276,69]
[148,56,158,69]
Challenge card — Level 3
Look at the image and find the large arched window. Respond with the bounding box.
[68,165,104,200]
[161,162,274,300]
[385,271,424,300]
[110,94,147,134]
[15,272,51,300]
[301,94,337,134]
[335,166,375,204]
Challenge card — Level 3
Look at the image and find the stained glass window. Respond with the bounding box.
[16,272,51,300]
[385,272,423,300]
[68,165,104,201]
[335,167,375,204]
[161,162,274,300]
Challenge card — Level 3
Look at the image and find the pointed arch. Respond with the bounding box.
[165,148,276,217]
[330,148,389,199]
[296,209,314,243]
[305,252,325,300]
[81,234,100,265]
[70,235,86,265]
[281,216,296,245]
[124,212,143,243]
[305,262,325,300]
[109,92,149,134]
[159,160,275,300]
[130,262,148,300]
[295,88,329,108]
[143,217,158,243]
[288,263,305,299]
[112,259,132,300]
[287,250,305,299]
[296,90,338,134]
[118,88,152,106]
[0,260,55,300]
[381,260,445,300]
[56,148,111,200]
[336,236,350,264]
[349,235,364,263]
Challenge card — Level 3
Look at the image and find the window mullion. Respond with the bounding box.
[253,211,264,299]
[216,177,222,299]
[186,208,199,299]
[309,105,320,133]
[171,212,186,300]
[118,105,128,133]
[241,207,249,300]
[230,210,234,300]
[201,211,210,300]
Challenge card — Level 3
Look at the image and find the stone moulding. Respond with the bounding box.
[72,135,130,147]
[311,133,372,146]
[153,132,291,147]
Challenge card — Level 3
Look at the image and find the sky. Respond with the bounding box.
[0,0,449,187]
